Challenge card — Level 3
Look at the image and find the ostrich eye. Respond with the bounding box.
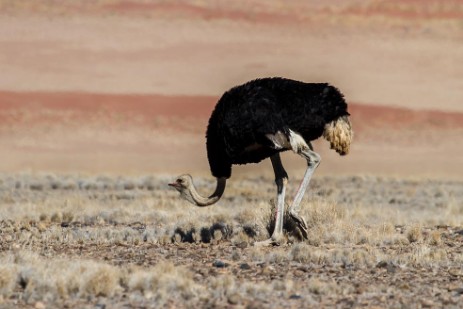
[177,178,184,184]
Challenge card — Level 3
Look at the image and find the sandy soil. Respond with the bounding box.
[1,91,462,179]
[1,1,463,111]
[1,174,463,308]
[0,0,462,179]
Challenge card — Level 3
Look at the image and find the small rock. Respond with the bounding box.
[236,241,248,249]
[212,260,228,268]
[260,265,275,275]
[240,263,251,270]
[289,294,302,300]
[399,283,410,290]
[37,222,47,232]
[355,284,367,294]
[386,264,397,274]
[35,302,45,309]
[376,261,397,273]
[227,293,241,305]
[421,299,434,308]
[245,301,261,309]
[453,288,463,295]
[376,261,388,268]
[449,269,462,277]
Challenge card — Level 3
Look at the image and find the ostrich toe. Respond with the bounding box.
[289,212,309,240]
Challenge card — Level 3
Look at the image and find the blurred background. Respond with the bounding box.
[0,0,462,178]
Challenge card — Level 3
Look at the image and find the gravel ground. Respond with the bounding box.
[0,173,463,308]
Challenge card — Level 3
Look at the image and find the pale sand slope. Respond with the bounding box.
[0,11,462,111]
[0,1,462,178]
[0,94,462,179]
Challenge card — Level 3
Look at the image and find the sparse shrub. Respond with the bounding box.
[428,230,442,246]
[0,265,17,297]
[62,212,74,224]
[208,274,236,300]
[22,270,58,303]
[239,281,272,302]
[128,262,200,305]
[230,230,251,247]
[351,248,376,267]
[50,212,63,223]
[307,278,324,295]
[50,181,61,190]
[20,221,32,231]
[355,233,370,245]
[306,225,324,246]
[289,245,376,268]
[230,249,241,261]
[290,243,327,264]
[307,278,338,295]
[80,264,120,297]
[407,224,423,243]
[39,214,48,222]
[234,209,258,224]
[401,245,448,267]
[123,181,136,190]
[29,183,44,191]
[380,222,396,235]
[266,250,289,263]
[61,181,77,190]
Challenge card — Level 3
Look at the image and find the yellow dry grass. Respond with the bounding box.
[1,173,463,307]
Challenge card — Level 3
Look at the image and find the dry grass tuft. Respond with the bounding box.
[427,230,442,246]
[407,224,423,243]
[290,243,378,268]
[397,245,449,267]
[304,198,346,227]
[80,264,120,298]
[0,251,123,302]
[290,243,328,264]
[127,262,200,305]
[0,250,201,305]
[307,277,339,295]
[0,265,17,297]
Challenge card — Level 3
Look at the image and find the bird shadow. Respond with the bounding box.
[172,222,233,244]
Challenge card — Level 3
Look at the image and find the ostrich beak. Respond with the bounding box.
[168,182,179,188]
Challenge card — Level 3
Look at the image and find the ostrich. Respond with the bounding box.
[169,77,353,246]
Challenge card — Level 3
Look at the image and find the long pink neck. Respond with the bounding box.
[187,177,226,207]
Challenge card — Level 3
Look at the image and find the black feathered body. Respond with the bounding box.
[206,77,350,178]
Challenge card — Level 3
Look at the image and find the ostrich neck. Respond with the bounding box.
[189,177,226,207]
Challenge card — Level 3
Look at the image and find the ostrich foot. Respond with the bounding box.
[289,212,309,240]
[254,235,286,247]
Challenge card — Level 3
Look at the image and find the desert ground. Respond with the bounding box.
[1,0,463,308]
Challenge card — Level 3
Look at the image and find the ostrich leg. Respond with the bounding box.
[288,144,321,239]
[255,154,288,246]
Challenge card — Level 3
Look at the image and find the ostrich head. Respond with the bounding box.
[168,174,226,207]
[168,174,196,204]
